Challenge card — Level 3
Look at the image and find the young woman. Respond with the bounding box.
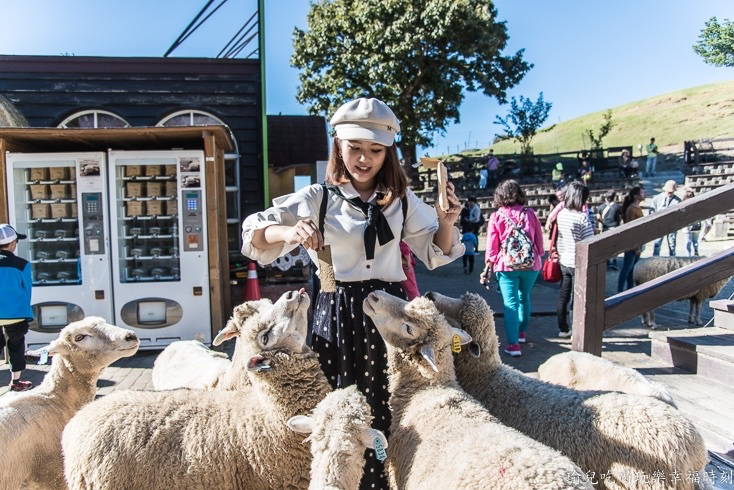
[481,180,544,357]
[555,182,594,338]
[241,98,463,490]
[617,186,646,293]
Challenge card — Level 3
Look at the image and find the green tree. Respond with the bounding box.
[493,92,552,155]
[693,16,734,67]
[291,0,531,164]
[585,110,613,149]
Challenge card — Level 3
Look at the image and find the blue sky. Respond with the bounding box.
[1,0,733,154]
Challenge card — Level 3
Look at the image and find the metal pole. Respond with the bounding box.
[259,0,269,207]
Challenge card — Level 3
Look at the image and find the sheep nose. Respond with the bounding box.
[286,290,296,300]
[369,292,378,302]
[425,292,437,302]
[124,332,138,342]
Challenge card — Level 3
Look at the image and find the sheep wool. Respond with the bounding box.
[0,317,139,490]
[288,385,387,490]
[538,351,676,407]
[364,291,592,490]
[429,291,708,490]
[63,291,332,490]
[633,256,731,327]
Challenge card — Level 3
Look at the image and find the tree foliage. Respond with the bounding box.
[693,16,734,67]
[291,0,531,163]
[585,110,613,149]
[493,92,551,154]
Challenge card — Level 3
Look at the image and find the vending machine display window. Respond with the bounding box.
[114,162,181,283]
[12,163,81,286]
[39,304,69,329]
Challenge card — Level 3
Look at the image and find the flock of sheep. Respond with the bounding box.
[0,284,717,489]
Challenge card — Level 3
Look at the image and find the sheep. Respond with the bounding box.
[0,317,139,490]
[151,288,311,391]
[151,340,230,390]
[633,256,731,327]
[62,290,332,490]
[427,291,708,490]
[538,351,677,407]
[287,385,388,490]
[363,291,592,490]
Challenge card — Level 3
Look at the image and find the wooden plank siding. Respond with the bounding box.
[0,55,264,220]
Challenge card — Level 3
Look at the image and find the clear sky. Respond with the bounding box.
[1,0,733,154]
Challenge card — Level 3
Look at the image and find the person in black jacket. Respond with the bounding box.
[595,191,622,270]
[0,224,34,392]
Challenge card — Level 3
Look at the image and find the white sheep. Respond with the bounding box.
[287,385,388,490]
[152,288,310,391]
[363,291,592,490]
[427,291,708,490]
[0,317,139,490]
[633,256,731,327]
[63,290,332,490]
[151,340,230,390]
[538,351,677,407]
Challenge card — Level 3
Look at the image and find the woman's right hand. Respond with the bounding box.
[283,219,324,251]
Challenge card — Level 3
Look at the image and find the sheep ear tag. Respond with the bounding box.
[451,335,461,353]
[419,345,439,372]
[450,327,472,346]
[364,429,388,461]
[247,355,272,372]
[27,346,50,365]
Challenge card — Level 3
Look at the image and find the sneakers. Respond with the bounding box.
[503,343,522,357]
[518,332,527,344]
[9,380,32,392]
[558,330,573,339]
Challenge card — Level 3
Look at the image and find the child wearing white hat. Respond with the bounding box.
[242,97,464,489]
[0,224,33,392]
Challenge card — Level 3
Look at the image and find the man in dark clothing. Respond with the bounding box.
[596,191,622,270]
[0,224,34,391]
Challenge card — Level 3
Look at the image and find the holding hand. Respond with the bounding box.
[436,180,461,225]
[283,219,324,251]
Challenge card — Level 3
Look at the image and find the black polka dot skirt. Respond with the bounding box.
[311,279,406,490]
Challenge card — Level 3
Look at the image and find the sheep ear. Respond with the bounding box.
[362,428,388,450]
[287,415,314,434]
[419,344,439,372]
[46,338,69,356]
[450,327,472,345]
[212,320,239,346]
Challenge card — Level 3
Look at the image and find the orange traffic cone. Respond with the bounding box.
[244,262,261,301]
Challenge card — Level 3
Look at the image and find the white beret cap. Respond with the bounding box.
[329,98,400,147]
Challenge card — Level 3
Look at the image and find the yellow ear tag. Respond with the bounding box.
[451,334,461,353]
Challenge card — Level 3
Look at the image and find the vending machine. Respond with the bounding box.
[107,150,211,348]
[5,152,114,348]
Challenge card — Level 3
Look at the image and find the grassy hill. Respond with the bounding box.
[485,80,734,156]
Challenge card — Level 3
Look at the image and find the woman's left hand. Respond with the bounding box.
[437,180,461,225]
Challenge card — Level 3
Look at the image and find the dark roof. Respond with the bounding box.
[267,115,328,168]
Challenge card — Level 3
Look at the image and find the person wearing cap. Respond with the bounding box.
[0,224,34,392]
[551,162,564,188]
[651,180,681,256]
[241,97,463,489]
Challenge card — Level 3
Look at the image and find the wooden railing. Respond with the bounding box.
[573,182,734,355]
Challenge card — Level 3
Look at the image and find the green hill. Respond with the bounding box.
[487,80,734,155]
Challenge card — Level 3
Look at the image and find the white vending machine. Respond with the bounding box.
[107,150,211,348]
[5,152,114,349]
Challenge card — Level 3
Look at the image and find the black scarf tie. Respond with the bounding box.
[347,196,394,260]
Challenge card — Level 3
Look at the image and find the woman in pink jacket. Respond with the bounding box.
[480,180,544,357]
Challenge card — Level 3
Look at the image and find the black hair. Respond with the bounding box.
[605,190,617,202]
[563,181,589,211]
[621,186,644,219]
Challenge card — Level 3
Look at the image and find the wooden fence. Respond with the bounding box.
[573,182,734,355]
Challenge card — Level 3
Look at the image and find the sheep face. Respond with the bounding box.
[363,291,471,377]
[47,317,139,373]
[424,291,490,359]
[215,289,311,372]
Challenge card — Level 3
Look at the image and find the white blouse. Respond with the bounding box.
[241,182,463,282]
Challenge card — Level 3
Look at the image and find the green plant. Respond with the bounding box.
[291,0,531,164]
[693,17,734,67]
[493,92,552,155]
[585,110,613,149]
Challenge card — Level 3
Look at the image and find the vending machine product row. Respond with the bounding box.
[6,150,211,349]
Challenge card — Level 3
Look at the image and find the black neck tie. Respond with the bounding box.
[347,196,395,260]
